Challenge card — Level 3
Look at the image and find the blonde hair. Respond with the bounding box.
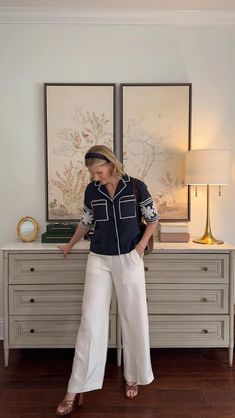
[85,145,125,179]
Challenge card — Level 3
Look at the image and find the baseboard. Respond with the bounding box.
[0,319,3,340]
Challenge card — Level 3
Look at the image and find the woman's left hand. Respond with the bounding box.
[135,243,145,258]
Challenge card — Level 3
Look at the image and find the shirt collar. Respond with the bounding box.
[95,174,130,201]
[121,174,130,183]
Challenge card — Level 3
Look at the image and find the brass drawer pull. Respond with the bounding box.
[30,267,35,272]
[30,329,35,333]
[144,267,149,272]
[202,329,208,334]
[202,266,208,271]
[201,297,208,302]
[30,298,35,303]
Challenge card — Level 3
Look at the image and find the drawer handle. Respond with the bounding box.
[202,329,208,334]
[202,266,208,271]
[144,267,149,272]
[30,267,35,272]
[30,329,35,333]
[146,298,148,302]
[30,298,35,303]
[201,297,208,302]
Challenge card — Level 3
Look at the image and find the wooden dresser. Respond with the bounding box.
[1,241,235,367]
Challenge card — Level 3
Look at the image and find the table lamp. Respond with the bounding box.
[185,149,232,244]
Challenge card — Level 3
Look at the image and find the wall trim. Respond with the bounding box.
[0,8,235,25]
[0,319,3,340]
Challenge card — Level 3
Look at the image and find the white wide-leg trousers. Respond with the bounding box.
[67,249,154,393]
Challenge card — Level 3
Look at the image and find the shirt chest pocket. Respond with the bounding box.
[119,195,136,219]
[91,199,109,221]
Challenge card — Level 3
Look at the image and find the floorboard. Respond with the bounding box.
[0,344,235,418]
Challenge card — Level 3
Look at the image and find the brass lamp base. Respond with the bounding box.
[193,184,224,245]
[193,235,224,245]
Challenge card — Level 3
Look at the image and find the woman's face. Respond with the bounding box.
[89,163,114,185]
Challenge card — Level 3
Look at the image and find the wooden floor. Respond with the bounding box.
[1,344,235,418]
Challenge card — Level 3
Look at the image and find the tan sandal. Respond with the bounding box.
[125,382,138,399]
[56,393,84,416]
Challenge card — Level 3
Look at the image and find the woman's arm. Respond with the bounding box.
[58,224,89,257]
[135,221,158,256]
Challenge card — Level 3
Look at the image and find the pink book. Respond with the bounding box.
[159,232,190,243]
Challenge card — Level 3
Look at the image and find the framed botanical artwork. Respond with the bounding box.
[120,83,191,221]
[45,83,115,221]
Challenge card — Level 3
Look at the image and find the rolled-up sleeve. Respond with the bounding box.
[137,180,160,224]
[80,187,94,229]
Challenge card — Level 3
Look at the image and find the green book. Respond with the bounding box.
[46,223,77,236]
[41,232,74,243]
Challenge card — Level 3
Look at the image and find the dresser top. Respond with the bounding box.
[1,240,235,253]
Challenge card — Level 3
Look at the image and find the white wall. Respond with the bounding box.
[0,23,235,324]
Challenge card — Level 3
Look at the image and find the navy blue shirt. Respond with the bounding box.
[81,174,160,255]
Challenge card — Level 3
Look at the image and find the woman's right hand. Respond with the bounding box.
[57,243,72,258]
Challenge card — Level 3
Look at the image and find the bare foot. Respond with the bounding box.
[125,382,138,399]
[56,392,76,415]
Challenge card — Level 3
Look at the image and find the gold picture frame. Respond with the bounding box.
[17,216,39,242]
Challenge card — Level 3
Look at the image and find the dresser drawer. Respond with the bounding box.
[149,315,229,347]
[9,253,88,284]
[9,315,116,347]
[146,284,228,314]
[9,284,116,315]
[144,254,229,283]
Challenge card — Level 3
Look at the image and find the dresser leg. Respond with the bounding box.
[4,348,9,367]
[117,347,122,367]
[229,347,233,367]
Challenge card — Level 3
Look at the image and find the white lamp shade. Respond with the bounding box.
[185,149,232,185]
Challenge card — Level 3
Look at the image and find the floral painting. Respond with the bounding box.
[45,83,115,221]
[121,84,191,221]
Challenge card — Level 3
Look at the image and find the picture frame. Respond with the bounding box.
[45,83,116,222]
[120,83,192,221]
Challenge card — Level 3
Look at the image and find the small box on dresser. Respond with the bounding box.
[158,222,190,242]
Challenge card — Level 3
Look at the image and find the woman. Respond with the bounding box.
[56,145,160,416]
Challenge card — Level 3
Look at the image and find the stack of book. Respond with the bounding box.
[158,222,190,243]
[41,223,77,243]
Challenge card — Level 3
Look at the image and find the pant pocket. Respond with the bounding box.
[121,250,142,284]
[132,248,144,263]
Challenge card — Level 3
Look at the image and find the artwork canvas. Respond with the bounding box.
[45,83,115,221]
[121,83,191,221]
